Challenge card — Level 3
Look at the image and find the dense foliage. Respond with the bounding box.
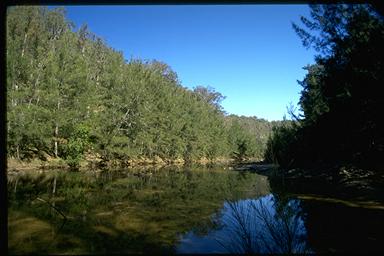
[265,4,384,170]
[225,115,282,161]
[6,6,273,168]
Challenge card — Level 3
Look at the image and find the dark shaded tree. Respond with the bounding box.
[266,4,384,170]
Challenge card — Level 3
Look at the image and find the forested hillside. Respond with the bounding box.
[6,6,277,168]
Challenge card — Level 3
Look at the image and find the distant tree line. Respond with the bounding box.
[265,4,384,171]
[6,6,278,168]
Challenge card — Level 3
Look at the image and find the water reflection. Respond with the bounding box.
[10,167,383,254]
[177,194,312,254]
[7,167,270,254]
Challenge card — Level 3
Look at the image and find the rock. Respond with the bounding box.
[38,151,51,161]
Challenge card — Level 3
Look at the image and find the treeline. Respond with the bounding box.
[225,115,283,160]
[265,4,384,171]
[6,6,275,168]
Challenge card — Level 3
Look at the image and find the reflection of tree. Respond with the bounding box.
[8,167,270,254]
[216,194,311,254]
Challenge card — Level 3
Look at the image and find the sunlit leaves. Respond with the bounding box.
[6,6,271,164]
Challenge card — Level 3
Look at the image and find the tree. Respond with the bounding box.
[65,124,91,169]
[6,6,271,166]
[193,86,226,113]
[266,4,384,169]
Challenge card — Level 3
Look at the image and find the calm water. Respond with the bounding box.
[7,166,384,254]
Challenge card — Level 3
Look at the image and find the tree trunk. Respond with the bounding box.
[21,33,28,58]
[16,145,20,160]
[54,124,58,158]
[28,71,41,109]
[28,98,33,108]
[12,81,18,107]
[54,101,60,158]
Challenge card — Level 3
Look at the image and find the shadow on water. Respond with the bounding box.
[267,167,384,253]
[177,194,312,254]
[176,163,384,254]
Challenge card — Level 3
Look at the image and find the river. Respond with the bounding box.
[7,165,384,254]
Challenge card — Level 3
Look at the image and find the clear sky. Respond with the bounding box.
[64,5,316,121]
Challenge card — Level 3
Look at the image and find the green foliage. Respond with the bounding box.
[264,121,299,167]
[65,125,91,169]
[226,115,278,161]
[268,4,384,170]
[6,6,275,165]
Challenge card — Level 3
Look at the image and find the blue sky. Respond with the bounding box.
[64,5,316,121]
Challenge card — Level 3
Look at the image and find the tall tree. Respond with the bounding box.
[266,4,384,168]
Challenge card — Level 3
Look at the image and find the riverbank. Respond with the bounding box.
[239,162,384,206]
[6,155,263,173]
